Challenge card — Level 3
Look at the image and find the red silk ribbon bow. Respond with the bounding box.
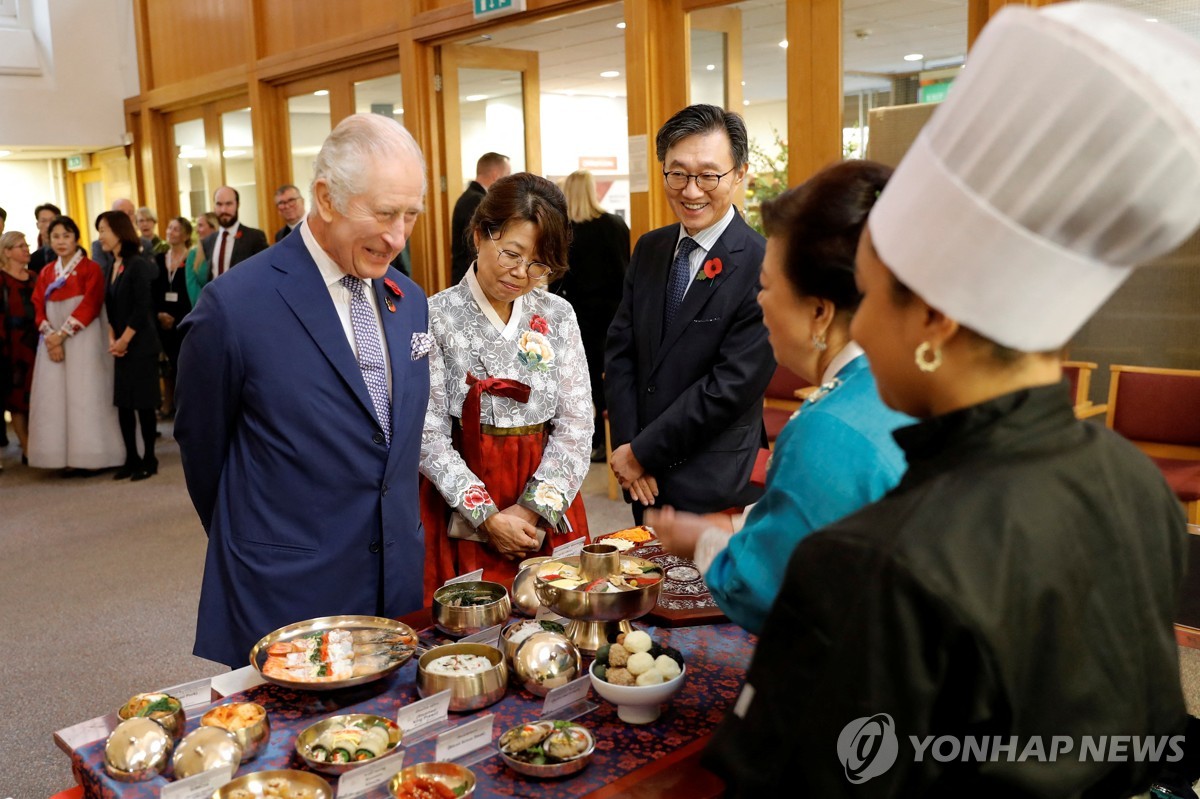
[461,373,532,473]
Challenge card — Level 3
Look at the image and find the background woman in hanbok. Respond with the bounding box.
[27,216,123,472]
[420,172,592,599]
[0,231,38,463]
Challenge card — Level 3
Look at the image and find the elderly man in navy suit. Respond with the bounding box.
[176,113,431,667]
[605,104,775,524]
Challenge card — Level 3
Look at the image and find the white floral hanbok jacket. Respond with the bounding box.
[419,269,593,532]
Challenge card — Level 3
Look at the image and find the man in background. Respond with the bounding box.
[449,152,509,284]
[201,186,268,281]
[273,184,306,242]
[28,203,61,272]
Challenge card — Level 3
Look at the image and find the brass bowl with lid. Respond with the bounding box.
[104,716,173,782]
[511,556,550,616]
[172,726,243,780]
[511,631,581,697]
[117,692,186,743]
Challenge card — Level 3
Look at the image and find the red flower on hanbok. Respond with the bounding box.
[530,314,550,335]
[462,485,491,510]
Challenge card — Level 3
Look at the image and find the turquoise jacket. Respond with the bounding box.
[706,355,910,633]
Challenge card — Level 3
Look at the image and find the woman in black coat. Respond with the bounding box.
[96,210,161,480]
[555,169,630,460]
[153,216,193,418]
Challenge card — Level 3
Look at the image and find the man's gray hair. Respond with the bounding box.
[312,114,427,212]
[655,104,749,169]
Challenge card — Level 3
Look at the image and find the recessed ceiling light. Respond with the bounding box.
[903,53,924,62]
[741,81,745,86]
[600,70,620,78]
[564,90,575,96]
[465,94,488,102]
[1146,17,1158,22]
[393,108,404,115]
[313,90,329,96]
[743,100,750,106]
[706,64,715,71]
[616,22,626,29]
[778,39,788,49]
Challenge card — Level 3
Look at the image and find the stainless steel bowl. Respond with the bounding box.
[431,581,511,636]
[511,556,550,616]
[533,555,663,621]
[200,701,270,762]
[117,692,186,743]
[512,631,581,697]
[295,714,403,776]
[104,717,173,782]
[172,726,243,780]
[389,762,476,799]
[416,642,507,711]
[214,769,332,799]
[497,721,595,779]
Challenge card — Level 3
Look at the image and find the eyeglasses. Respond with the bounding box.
[488,232,551,280]
[276,196,300,208]
[662,167,736,192]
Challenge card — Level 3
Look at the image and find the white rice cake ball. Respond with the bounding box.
[636,668,665,686]
[623,630,653,654]
[655,654,682,681]
[626,651,655,676]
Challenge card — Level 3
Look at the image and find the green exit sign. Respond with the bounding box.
[473,0,525,20]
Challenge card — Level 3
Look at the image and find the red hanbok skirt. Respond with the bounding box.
[421,427,588,604]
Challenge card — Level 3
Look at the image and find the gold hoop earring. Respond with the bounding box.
[915,342,942,373]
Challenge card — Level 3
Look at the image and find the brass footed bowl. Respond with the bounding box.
[533,555,663,622]
[416,643,507,711]
[431,581,511,636]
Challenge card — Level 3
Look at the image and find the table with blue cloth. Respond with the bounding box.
[65,618,753,799]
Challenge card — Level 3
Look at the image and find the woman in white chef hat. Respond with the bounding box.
[705,4,1200,796]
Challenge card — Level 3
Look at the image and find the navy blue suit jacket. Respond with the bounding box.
[175,230,430,667]
[605,211,774,514]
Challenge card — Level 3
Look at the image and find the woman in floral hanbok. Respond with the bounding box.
[420,173,592,599]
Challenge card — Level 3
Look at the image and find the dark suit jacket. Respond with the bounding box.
[450,181,486,284]
[274,224,296,243]
[201,224,270,275]
[175,231,431,666]
[29,245,54,274]
[605,211,775,513]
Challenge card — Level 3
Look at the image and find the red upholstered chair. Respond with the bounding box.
[763,365,814,447]
[1062,360,1107,419]
[1104,365,1200,524]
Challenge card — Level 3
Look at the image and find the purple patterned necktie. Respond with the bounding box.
[341,275,391,444]
[664,237,699,332]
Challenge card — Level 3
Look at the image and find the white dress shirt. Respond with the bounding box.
[209,221,241,281]
[672,203,737,300]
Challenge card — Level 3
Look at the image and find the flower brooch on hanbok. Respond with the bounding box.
[518,315,554,372]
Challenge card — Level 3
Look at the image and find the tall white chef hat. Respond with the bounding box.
[868,3,1200,352]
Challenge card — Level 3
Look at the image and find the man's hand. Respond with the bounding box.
[610,443,645,485]
[481,511,540,560]
[622,475,659,506]
[646,506,711,560]
[158,312,175,330]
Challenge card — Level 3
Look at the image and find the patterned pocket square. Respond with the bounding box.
[411,331,434,361]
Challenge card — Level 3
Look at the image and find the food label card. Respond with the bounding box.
[540,675,593,719]
[552,538,585,559]
[444,568,484,586]
[535,605,565,623]
[435,714,494,762]
[210,665,266,697]
[336,750,405,799]
[396,689,451,737]
[161,677,213,709]
[161,764,234,799]
[460,624,502,648]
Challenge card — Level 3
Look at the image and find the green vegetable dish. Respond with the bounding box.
[498,720,592,765]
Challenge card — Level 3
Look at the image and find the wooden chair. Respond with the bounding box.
[1104,364,1200,524]
[1062,360,1107,419]
[763,365,813,448]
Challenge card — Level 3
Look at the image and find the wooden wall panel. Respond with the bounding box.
[144,0,249,89]
[256,0,398,58]
[787,0,843,184]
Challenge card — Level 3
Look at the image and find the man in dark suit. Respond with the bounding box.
[449,152,509,284]
[175,113,430,667]
[28,202,61,273]
[201,186,269,282]
[273,184,306,242]
[605,104,775,523]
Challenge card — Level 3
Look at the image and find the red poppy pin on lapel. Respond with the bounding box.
[235,230,243,240]
[383,278,404,313]
[696,257,723,282]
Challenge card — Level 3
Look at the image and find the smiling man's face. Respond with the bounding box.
[662,129,746,236]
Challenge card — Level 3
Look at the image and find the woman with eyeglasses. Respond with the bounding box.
[418,172,592,599]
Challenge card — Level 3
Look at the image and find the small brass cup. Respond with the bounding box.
[579,544,620,581]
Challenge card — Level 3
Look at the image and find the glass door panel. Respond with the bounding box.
[220,107,257,227]
[287,91,331,209]
[173,118,208,219]
[457,67,526,179]
[354,73,404,128]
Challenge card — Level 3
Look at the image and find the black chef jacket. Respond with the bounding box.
[706,383,1187,798]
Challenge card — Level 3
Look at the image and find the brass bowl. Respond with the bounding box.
[295,714,403,776]
[533,555,663,621]
[117,692,186,743]
[200,701,270,762]
[104,717,172,782]
[172,726,243,780]
[497,721,595,779]
[389,762,476,799]
[512,632,581,697]
[499,618,567,671]
[511,556,550,616]
[416,643,507,712]
[214,769,332,799]
[431,581,511,636]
